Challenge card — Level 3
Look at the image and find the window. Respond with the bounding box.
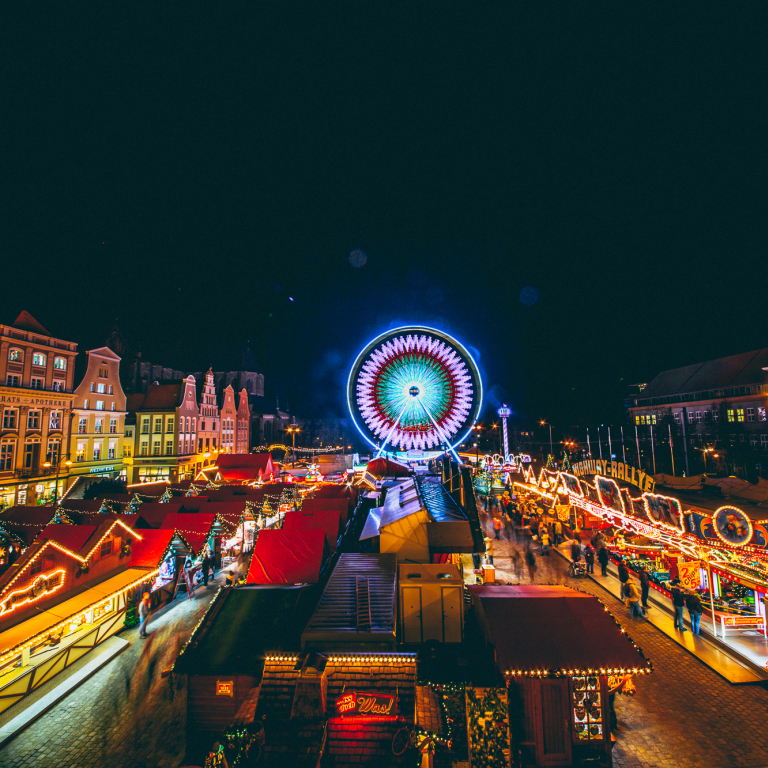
[77,442,86,462]
[108,385,113,395]
[758,407,767,421]
[140,442,148,456]
[52,380,63,392]
[750,435,758,447]
[8,349,22,362]
[27,411,40,430]
[141,418,150,434]
[50,411,60,430]
[200,420,206,431]
[730,434,736,443]
[739,434,746,442]
[78,417,87,434]
[53,357,66,370]
[97,383,105,394]
[100,538,113,558]
[737,409,745,422]
[747,408,755,422]
[166,439,173,455]
[154,418,162,433]
[30,558,43,576]
[83,399,89,409]
[123,444,132,457]
[30,378,43,389]
[687,411,694,423]
[95,418,103,434]
[2,410,16,430]
[0,443,14,471]
[762,435,768,449]
[93,444,101,460]
[32,353,46,367]
[696,412,702,423]
[99,366,108,378]
[179,438,184,455]
[108,442,116,459]
[673,412,681,424]
[704,410,710,422]
[727,409,735,422]
[153,440,161,456]
[167,418,174,433]
[213,438,217,449]
[6,375,19,387]
[96,401,104,411]
[111,402,115,411]
[713,409,719,422]
[198,438,203,452]
[90,383,95,393]
[47,441,60,465]
[192,417,196,432]
[109,418,117,434]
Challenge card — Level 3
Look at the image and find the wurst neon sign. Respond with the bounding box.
[335,691,397,717]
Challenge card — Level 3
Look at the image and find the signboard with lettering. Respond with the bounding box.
[335,691,397,718]
[571,459,655,493]
[216,680,234,696]
[0,570,65,616]
[677,561,701,590]
[0,391,70,408]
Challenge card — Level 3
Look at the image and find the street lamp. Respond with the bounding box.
[540,420,553,456]
[44,458,72,506]
[700,447,713,473]
[471,424,482,464]
[286,425,300,468]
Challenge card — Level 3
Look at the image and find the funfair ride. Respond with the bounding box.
[347,327,482,463]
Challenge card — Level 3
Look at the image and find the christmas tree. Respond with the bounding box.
[124,598,140,628]
[561,451,571,471]
[546,453,555,469]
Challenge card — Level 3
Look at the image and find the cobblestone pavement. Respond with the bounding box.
[0,573,225,768]
[477,511,768,768]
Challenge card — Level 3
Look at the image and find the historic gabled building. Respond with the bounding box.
[218,385,237,455]
[236,389,250,454]
[69,347,127,484]
[196,369,220,457]
[125,376,199,483]
[0,312,78,508]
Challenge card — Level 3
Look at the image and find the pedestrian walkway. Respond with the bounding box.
[468,514,768,768]
[553,542,765,684]
[0,571,226,767]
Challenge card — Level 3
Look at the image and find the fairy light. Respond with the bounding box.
[0,569,66,616]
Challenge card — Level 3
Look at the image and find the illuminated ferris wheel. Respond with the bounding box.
[347,326,482,461]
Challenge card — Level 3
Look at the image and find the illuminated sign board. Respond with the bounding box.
[216,680,234,697]
[335,691,397,718]
[0,570,65,616]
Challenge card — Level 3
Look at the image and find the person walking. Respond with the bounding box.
[597,546,609,576]
[618,561,629,588]
[138,592,152,638]
[202,552,212,586]
[525,546,537,583]
[671,581,688,631]
[570,538,582,563]
[626,577,644,618]
[512,549,523,581]
[584,544,595,574]
[685,590,704,635]
[493,516,502,540]
[540,529,550,555]
[553,519,563,546]
[639,567,651,611]
[484,535,494,566]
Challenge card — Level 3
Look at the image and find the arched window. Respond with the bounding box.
[8,349,22,362]
[32,352,46,367]
[53,357,67,370]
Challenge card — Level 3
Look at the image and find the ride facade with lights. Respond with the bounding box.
[347,327,482,462]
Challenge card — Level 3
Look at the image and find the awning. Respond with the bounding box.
[246,529,328,585]
[0,568,157,656]
[282,510,343,553]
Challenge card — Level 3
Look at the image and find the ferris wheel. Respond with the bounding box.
[347,326,482,461]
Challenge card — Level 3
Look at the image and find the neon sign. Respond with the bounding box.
[335,691,397,718]
[0,569,65,616]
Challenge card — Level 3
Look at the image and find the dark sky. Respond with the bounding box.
[3,6,766,437]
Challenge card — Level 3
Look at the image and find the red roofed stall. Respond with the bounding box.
[301,498,350,524]
[246,529,328,585]
[365,456,410,479]
[217,453,276,483]
[282,509,343,554]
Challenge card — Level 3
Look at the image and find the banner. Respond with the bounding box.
[677,561,701,590]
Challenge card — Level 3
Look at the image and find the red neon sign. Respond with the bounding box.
[335,691,397,718]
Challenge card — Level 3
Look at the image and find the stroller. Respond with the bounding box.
[569,560,587,578]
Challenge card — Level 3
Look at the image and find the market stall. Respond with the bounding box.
[246,528,329,585]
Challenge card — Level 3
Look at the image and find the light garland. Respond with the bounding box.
[0,569,66,617]
[641,492,685,534]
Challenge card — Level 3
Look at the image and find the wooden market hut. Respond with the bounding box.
[469,585,653,767]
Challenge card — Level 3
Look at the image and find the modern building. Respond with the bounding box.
[628,348,768,466]
[68,347,127,485]
[0,312,78,508]
[125,376,199,483]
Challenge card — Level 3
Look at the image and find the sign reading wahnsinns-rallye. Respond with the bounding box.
[571,459,656,493]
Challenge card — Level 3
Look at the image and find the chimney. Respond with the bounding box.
[290,652,328,719]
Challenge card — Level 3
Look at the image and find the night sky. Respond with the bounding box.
[3,6,766,437]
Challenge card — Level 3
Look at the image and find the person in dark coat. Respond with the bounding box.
[570,539,582,562]
[671,583,687,631]
[202,553,212,586]
[618,561,629,586]
[597,546,609,576]
[639,567,651,610]
[685,590,704,634]
[583,545,595,574]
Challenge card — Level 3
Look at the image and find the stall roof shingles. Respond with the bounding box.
[39,524,98,554]
[418,477,467,522]
[246,529,327,585]
[282,509,343,554]
[470,585,651,674]
[130,529,177,569]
